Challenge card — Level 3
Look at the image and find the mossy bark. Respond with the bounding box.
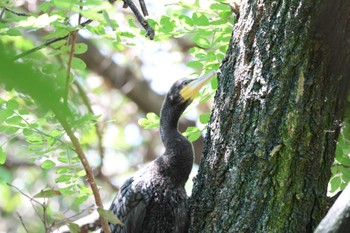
[190,0,350,232]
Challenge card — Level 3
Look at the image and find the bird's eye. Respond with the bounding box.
[183,79,192,86]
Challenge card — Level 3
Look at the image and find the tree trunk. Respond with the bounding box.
[190,0,350,232]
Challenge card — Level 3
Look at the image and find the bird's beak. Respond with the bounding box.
[180,70,216,100]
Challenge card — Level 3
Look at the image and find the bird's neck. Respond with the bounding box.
[158,102,194,186]
[159,100,183,145]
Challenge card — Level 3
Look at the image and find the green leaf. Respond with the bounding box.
[119,31,136,38]
[41,160,56,170]
[186,60,203,69]
[160,15,176,33]
[6,116,22,124]
[211,76,218,90]
[340,181,347,190]
[71,57,87,70]
[26,135,43,144]
[38,2,52,12]
[193,35,210,48]
[219,10,233,19]
[55,174,71,183]
[0,147,6,164]
[59,185,75,195]
[339,166,350,180]
[7,28,22,36]
[199,113,210,124]
[67,223,80,233]
[56,167,70,174]
[192,12,209,26]
[58,157,69,163]
[77,184,92,195]
[0,109,13,121]
[74,43,88,55]
[183,127,202,142]
[210,3,232,11]
[97,207,122,225]
[3,126,19,134]
[330,176,341,193]
[77,169,86,177]
[6,99,19,110]
[52,0,79,8]
[73,195,89,206]
[211,19,227,25]
[138,112,160,129]
[335,147,350,166]
[34,189,61,198]
[51,213,65,220]
[179,15,193,30]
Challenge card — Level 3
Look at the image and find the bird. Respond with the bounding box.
[101,71,216,233]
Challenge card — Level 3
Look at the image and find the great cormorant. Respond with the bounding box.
[102,71,216,233]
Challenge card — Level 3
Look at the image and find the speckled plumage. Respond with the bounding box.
[101,76,213,233]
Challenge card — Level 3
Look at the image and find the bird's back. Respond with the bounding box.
[102,162,189,233]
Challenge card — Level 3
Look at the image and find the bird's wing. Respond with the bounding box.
[104,176,152,233]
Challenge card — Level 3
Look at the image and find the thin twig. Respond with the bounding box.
[3,7,30,16]
[13,19,93,60]
[17,212,30,233]
[12,111,67,145]
[54,112,111,233]
[0,7,5,19]
[74,82,105,163]
[65,31,78,105]
[52,205,96,229]
[7,183,43,206]
[7,183,49,230]
[13,35,68,60]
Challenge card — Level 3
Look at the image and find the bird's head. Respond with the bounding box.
[160,70,216,141]
[166,71,216,108]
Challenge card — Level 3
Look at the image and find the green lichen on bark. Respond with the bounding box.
[190,0,350,232]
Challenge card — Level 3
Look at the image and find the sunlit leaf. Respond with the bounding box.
[97,207,122,225]
[192,12,209,26]
[211,76,218,90]
[330,176,341,193]
[67,223,80,233]
[74,43,88,55]
[193,35,210,48]
[0,109,13,121]
[73,195,89,206]
[71,57,87,70]
[199,113,210,124]
[186,60,203,69]
[179,15,193,30]
[41,160,56,170]
[55,174,71,183]
[183,127,202,142]
[160,15,176,33]
[210,3,232,11]
[138,112,160,129]
[34,189,61,198]
[6,99,19,110]
[0,147,6,164]
[77,169,87,177]
[6,116,22,124]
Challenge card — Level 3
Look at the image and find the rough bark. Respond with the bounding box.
[190,0,350,232]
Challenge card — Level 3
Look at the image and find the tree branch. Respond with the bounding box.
[55,113,110,233]
[12,19,92,61]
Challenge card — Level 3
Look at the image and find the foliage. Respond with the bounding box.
[329,99,350,194]
[0,0,349,231]
[0,0,233,231]
[139,0,233,138]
